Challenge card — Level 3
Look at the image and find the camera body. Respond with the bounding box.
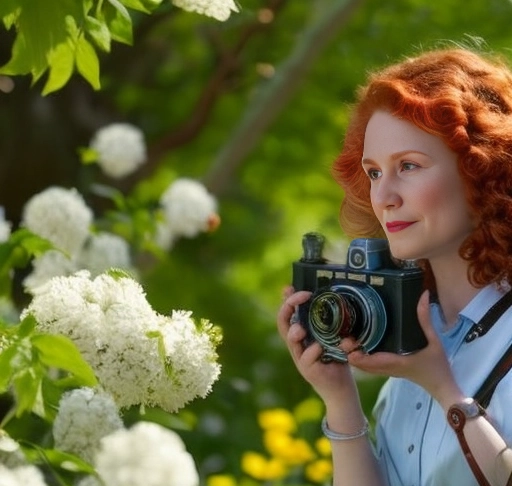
[292,232,427,363]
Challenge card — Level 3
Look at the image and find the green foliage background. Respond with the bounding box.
[2,0,512,481]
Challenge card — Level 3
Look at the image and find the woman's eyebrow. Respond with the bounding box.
[361,150,428,166]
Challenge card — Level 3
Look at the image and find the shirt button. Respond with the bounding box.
[416,402,422,410]
[408,444,415,453]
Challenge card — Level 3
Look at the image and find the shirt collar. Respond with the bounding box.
[459,283,506,323]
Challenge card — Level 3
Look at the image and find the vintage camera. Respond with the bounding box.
[292,232,427,363]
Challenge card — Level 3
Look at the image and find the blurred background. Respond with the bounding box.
[2,0,512,482]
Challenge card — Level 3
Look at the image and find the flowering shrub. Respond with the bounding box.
[0,121,223,486]
[0,268,222,485]
[14,122,221,293]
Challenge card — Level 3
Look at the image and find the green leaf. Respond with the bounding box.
[90,183,127,209]
[31,334,98,387]
[102,0,133,45]
[0,31,37,77]
[0,0,84,84]
[106,0,131,19]
[0,345,18,391]
[0,0,21,28]
[75,36,101,91]
[0,230,55,296]
[0,317,37,392]
[7,228,55,260]
[23,443,96,474]
[12,367,40,416]
[17,315,37,338]
[119,0,163,14]
[106,267,132,280]
[85,15,112,52]
[39,376,65,421]
[78,146,99,164]
[146,330,174,377]
[42,41,75,96]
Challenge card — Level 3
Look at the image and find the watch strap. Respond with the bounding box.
[447,401,490,486]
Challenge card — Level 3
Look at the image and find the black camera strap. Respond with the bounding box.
[455,290,512,486]
[462,289,512,407]
[475,340,512,408]
[464,289,512,343]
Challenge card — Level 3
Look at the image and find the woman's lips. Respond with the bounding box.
[386,221,415,233]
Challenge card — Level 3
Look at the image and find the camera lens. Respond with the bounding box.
[308,283,387,361]
[309,291,355,338]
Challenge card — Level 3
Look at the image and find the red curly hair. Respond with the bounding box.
[332,48,512,288]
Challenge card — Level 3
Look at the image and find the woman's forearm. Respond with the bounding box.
[323,387,386,486]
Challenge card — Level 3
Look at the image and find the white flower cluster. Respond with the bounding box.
[157,178,220,250]
[0,464,48,486]
[0,207,12,242]
[52,388,198,486]
[21,186,133,293]
[0,433,48,486]
[0,432,27,468]
[22,271,221,412]
[53,388,124,463]
[172,0,239,21]
[77,232,133,277]
[89,123,147,179]
[89,422,198,486]
[22,186,93,255]
[23,250,78,293]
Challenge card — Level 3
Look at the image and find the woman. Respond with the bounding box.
[277,48,512,486]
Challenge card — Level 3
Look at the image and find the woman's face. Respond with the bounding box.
[362,110,474,262]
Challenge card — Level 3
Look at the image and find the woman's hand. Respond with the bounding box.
[347,290,464,409]
[276,286,360,405]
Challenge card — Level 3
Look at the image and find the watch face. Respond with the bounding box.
[459,400,481,418]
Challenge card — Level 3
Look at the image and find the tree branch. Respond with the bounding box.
[203,0,364,196]
[147,0,288,159]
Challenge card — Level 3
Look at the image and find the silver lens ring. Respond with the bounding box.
[308,290,351,363]
[308,291,349,347]
[330,283,387,352]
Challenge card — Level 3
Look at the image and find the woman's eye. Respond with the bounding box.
[401,161,417,171]
[367,169,381,180]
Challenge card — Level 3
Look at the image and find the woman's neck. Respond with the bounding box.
[429,256,480,328]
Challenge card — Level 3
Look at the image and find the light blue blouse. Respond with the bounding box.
[374,284,512,486]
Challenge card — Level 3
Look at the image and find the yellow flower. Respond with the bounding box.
[305,458,333,483]
[241,451,288,480]
[207,475,238,486]
[263,430,315,465]
[287,437,316,465]
[315,436,332,456]
[263,429,293,458]
[258,408,296,433]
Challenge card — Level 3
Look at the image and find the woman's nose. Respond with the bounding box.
[371,174,402,210]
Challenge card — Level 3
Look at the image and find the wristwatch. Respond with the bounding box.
[447,398,486,431]
[447,398,490,486]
